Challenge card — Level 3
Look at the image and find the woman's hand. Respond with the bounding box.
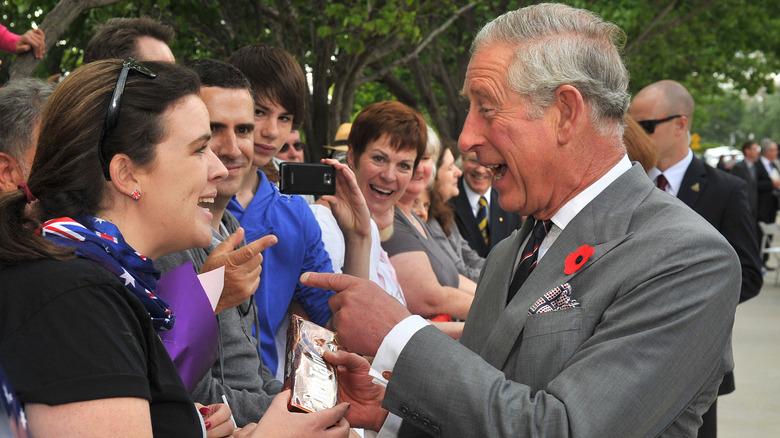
[232,389,350,437]
[320,158,372,279]
[195,403,236,438]
[319,158,371,240]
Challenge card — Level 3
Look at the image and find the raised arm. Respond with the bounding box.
[318,158,372,280]
[389,251,473,319]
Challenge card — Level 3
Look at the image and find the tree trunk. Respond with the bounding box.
[9,0,123,79]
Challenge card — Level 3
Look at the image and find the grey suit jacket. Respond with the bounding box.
[384,164,740,437]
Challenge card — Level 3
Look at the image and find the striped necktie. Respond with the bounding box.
[476,196,489,246]
[656,174,668,191]
[507,219,552,305]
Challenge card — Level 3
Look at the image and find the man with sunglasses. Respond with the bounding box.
[276,129,305,163]
[630,79,762,438]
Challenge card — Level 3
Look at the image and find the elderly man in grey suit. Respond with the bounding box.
[303,3,740,437]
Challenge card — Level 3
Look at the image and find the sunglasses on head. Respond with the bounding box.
[98,58,157,180]
[280,141,305,153]
[637,114,682,134]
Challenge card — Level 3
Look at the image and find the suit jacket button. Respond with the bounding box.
[422,417,431,427]
[399,404,410,416]
[410,412,420,422]
[432,425,441,434]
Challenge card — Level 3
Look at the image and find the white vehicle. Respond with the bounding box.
[702,145,744,168]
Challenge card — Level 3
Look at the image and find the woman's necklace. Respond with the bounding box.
[402,207,428,239]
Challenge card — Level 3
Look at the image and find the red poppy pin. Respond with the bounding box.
[565,245,594,275]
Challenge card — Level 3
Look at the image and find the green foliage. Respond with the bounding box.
[3,0,780,147]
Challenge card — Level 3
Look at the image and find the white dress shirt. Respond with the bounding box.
[463,182,492,221]
[647,149,693,197]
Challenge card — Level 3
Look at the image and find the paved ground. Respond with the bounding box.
[719,276,780,437]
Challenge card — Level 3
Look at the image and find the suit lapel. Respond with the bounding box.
[474,164,653,370]
[677,157,706,208]
[756,159,771,182]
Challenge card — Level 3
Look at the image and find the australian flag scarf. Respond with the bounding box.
[40,216,175,331]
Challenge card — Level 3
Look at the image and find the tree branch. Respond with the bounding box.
[625,0,677,54]
[10,0,123,78]
[360,2,476,84]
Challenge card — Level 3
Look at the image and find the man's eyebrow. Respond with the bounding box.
[210,122,226,130]
[236,123,255,131]
[460,86,491,101]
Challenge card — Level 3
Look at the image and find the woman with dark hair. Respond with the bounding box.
[0,59,349,437]
[426,144,485,282]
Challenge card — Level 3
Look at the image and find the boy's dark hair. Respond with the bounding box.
[228,44,305,129]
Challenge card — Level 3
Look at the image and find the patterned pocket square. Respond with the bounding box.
[528,283,581,315]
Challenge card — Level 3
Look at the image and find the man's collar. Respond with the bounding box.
[463,181,491,208]
[648,149,693,196]
[549,154,632,231]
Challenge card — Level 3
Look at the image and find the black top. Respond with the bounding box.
[0,257,202,437]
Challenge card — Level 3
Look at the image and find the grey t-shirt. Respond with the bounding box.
[382,206,460,288]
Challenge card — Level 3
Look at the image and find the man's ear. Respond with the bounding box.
[0,152,25,191]
[108,153,142,199]
[676,115,690,136]
[554,85,585,145]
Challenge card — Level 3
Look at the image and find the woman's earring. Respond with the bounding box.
[131,189,141,201]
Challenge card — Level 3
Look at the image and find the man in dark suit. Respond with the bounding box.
[630,79,762,438]
[303,4,739,436]
[732,140,780,264]
[452,150,523,257]
[757,140,780,224]
[730,141,760,220]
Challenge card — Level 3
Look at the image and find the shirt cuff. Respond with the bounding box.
[368,315,429,387]
[374,413,403,437]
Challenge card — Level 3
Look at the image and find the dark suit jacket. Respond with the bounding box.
[755,159,778,223]
[680,157,761,304]
[730,160,758,218]
[678,157,762,404]
[451,177,523,258]
[733,159,778,223]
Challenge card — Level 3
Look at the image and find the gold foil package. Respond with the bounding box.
[283,314,339,413]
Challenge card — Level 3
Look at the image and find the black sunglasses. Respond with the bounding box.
[637,114,682,134]
[98,58,157,180]
[280,141,305,153]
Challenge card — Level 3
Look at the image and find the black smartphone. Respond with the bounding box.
[279,162,336,196]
